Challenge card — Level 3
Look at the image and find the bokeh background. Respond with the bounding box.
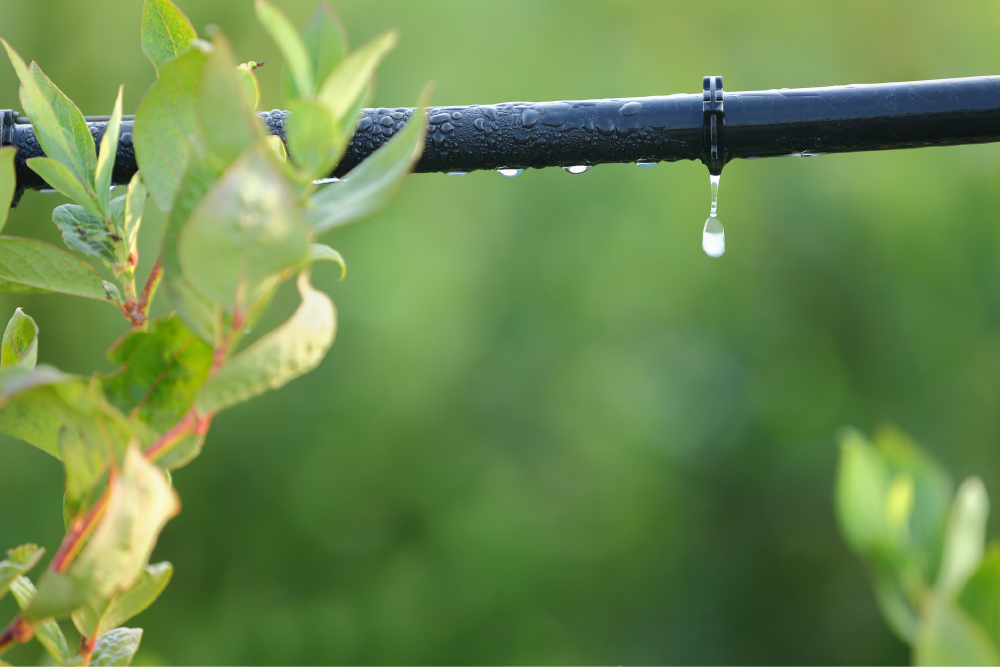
[2,0,1000,663]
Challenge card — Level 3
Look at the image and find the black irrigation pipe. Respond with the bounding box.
[2,75,1000,196]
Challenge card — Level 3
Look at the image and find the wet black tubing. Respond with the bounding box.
[4,75,1000,191]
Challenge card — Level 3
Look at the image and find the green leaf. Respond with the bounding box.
[871,562,918,643]
[133,47,208,211]
[256,0,314,97]
[835,428,889,555]
[285,98,342,181]
[0,366,72,458]
[176,149,309,312]
[0,147,16,233]
[306,85,429,234]
[281,2,348,102]
[305,243,346,279]
[194,34,261,170]
[0,236,109,300]
[161,153,221,342]
[123,172,147,264]
[939,477,990,597]
[875,426,954,581]
[0,40,94,190]
[317,30,398,122]
[28,447,178,622]
[1,308,38,370]
[916,594,1000,666]
[52,205,117,265]
[102,315,212,434]
[960,545,1000,651]
[90,627,142,667]
[72,562,172,640]
[9,576,71,665]
[196,272,335,412]
[95,86,124,215]
[0,367,144,514]
[0,544,43,602]
[27,158,102,221]
[234,62,262,110]
[141,0,197,75]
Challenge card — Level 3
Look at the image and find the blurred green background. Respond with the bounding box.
[2,0,1000,663]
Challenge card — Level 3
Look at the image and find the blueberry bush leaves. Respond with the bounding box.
[0,0,429,662]
[836,427,1000,665]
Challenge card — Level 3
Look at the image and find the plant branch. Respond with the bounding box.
[0,617,34,657]
[50,490,110,574]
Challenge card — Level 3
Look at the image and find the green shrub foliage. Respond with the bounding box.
[0,1,428,663]
[836,427,1000,665]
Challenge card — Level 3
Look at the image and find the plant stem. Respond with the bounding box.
[138,256,163,322]
[51,490,110,574]
[0,617,33,656]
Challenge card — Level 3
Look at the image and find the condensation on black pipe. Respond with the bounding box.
[3,75,1000,193]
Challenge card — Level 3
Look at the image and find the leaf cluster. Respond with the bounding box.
[0,0,430,663]
[836,427,1000,665]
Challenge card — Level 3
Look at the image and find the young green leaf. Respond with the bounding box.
[0,544,43,602]
[52,205,118,265]
[1,308,38,370]
[72,562,172,641]
[141,0,197,75]
[123,172,147,262]
[9,576,71,665]
[195,34,261,170]
[0,147,16,233]
[0,236,109,300]
[285,98,342,181]
[89,627,142,667]
[28,447,178,621]
[306,86,429,233]
[235,62,262,110]
[95,86,124,215]
[133,47,208,211]
[281,2,348,102]
[196,272,335,412]
[305,243,346,279]
[256,0,315,98]
[938,477,990,597]
[875,426,953,581]
[835,428,889,555]
[960,546,1000,652]
[176,149,309,312]
[0,40,94,190]
[318,30,398,122]
[102,315,212,434]
[915,594,1000,666]
[27,158,102,221]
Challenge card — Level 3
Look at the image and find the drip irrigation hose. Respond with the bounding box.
[2,75,999,194]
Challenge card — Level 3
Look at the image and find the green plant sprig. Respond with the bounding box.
[0,0,429,663]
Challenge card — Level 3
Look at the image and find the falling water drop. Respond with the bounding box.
[448,171,469,176]
[636,161,658,168]
[563,165,590,174]
[702,217,725,258]
[702,173,725,258]
[497,168,523,177]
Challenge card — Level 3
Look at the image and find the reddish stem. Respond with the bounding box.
[137,257,163,320]
[51,490,110,574]
[0,617,34,657]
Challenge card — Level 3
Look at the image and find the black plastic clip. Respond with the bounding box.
[0,110,16,146]
[702,76,725,175]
